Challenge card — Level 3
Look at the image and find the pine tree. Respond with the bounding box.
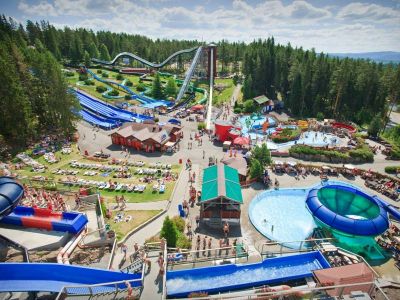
[99,43,111,61]
[242,74,253,100]
[152,72,164,100]
[289,72,302,116]
[160,216,178,247]
[88,42,100,59]
[83,51,91,67]
[165,77,177,98]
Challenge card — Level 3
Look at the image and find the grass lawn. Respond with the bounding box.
[213,78,235,107]
[108,209,162,241]
[13,144,182,203]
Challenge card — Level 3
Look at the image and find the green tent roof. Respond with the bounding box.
[201,164,243,204]
[253,95,270,105]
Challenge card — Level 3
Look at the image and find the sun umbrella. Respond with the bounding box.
[233,136,250,145]
[191,104,204,111]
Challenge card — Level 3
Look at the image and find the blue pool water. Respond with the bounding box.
[249,180,361,248]
[166,251,329,297]
[238,115,340,149]
[249,188,317,248]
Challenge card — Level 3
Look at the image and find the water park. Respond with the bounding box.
[1,41,400,300]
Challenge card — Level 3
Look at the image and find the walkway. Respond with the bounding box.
[111,164,201,299]
[206,48,214,131]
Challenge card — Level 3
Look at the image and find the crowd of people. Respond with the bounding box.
[22,185,67,211]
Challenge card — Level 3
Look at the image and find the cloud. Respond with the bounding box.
[14,0,400,52]
[337,2,400,21]
[18,0,58,16]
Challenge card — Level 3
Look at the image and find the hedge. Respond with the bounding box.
[385,166,399,174]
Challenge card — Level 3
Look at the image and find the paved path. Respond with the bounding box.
[111,164,200,299]
[109,201,168,211]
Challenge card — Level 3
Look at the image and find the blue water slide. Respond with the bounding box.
[0,263,141,293]
[74,90,152,122]
[79,109,119,130]
[373,195,400,222]
[92,47,199,69]
[86,69,174,107]
[85,69,152,104]
[166,251,330,298]
[0,177,23,219]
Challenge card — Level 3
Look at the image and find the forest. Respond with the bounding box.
[0,15,399,154]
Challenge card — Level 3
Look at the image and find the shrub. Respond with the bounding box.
[96,69,102,74]
[125,80,133,87]
[385,166,399,174]
[102,72,109,78]
[316,112,324,121]
[171,216,185,232]
[65,71,74,77]
[84,79,94,86]
[116,74,124,80]
[252,144,271,167]
[348,146,374,162]
[108,89,119,96]
[176,232,192,249]
[390,146,400,159]
[250,159,263,179]
[96,85,107,93]
[198,122,206,130]
[243,99,256,113]
[79,74,88,81]
[137,83,146,92]
[124,95,132,100]
[154,117,159,122]
[160,216,178,247]
[234,107,242,114]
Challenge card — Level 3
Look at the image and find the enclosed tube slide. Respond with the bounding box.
[92,47,199,68]
[306,184,389,236]
[0,177,23,219]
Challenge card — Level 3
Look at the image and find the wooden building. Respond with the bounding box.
[200,164,243,227]
[110,122,182,152]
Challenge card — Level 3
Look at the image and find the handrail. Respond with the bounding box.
[92,47,199,68]
[107,237,118,270]
[166,243,249,268]
[259,237,336,257]
[176,46,203,102]
[0,234,30,263]
[175,281,387,300]
[162,239,168,300]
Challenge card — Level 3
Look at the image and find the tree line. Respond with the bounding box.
[1,14,399,155]
[242,38,400,125]
[0,16,79,155]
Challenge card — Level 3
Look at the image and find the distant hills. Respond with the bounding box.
[328,51,400,63]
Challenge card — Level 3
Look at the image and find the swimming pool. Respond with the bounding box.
[249,188,317,249]
[249,180,389,259]
[238,116,340,149]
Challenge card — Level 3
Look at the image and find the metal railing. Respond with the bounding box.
[162,240,168,300]
[55,274,144,300]
[259,237,336,257]
[107,237,118,270]
[173,281,390,300]
[176,46,203,102]
[166,244,249,269]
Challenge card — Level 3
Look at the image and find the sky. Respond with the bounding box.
[1,0,400,53]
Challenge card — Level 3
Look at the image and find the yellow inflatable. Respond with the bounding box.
[297,120,308,129]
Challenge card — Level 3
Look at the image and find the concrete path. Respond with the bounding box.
[111,164,200,299]
[109,201,168,211]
